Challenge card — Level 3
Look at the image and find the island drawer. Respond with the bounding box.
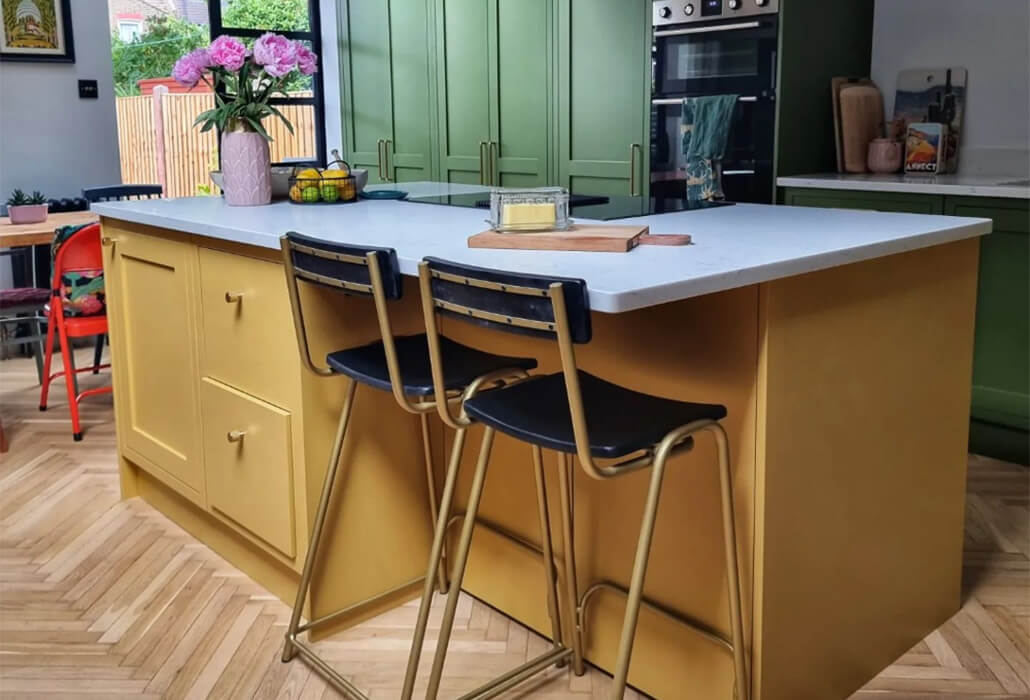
[200,377,296,558]
[197,247,298,410]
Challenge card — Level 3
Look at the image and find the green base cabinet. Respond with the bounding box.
[782,187,1029,464]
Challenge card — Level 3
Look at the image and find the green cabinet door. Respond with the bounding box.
[781,188,944,214]
[434,0,492,185]
[490,0,551,187]
[341,0,435,184]
[557,0,649,196]
[945,196,1030,434]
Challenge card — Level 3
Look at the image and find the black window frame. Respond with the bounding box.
[208,0,327,167]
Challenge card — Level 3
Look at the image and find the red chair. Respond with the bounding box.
[39,223,111,440]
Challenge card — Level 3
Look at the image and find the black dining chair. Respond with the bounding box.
[80,184,163,370]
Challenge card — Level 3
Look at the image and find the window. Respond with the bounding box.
[116,19,141,42]
[209,0,326,167]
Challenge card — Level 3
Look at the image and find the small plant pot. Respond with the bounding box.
[8,204,49,224]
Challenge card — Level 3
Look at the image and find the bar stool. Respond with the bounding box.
[412,257,749,700]
[277,233,536,700]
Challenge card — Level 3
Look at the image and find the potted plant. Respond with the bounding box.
[6,190,49,224]
[172,34,318,206]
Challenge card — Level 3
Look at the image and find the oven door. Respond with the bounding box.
[653,17,777,98]
[649,95,775,203]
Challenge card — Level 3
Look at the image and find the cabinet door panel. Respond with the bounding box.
[436,0,491,184]
[388,0,434,181]
[106,231,204,500]
[558,0,648,195]
[493,0,550,186]
[342,0,392,182]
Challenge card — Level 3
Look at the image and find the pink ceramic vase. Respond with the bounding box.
[220,125,272,206]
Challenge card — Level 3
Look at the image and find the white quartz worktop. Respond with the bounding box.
[778,172,1030,199]
[93,182,991,313]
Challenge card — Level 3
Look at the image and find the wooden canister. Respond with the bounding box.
[839,84,884,173]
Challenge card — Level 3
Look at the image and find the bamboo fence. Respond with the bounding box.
[115,90,317,198]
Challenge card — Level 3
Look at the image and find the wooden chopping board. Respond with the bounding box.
[468,224,690,252]
[839,82,883,173]
[831,77,875,172]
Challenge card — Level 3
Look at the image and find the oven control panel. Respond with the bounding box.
[653,0,777,26]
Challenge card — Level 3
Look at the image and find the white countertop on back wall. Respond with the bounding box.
[92,182,992,313]
[777,172,1030,199]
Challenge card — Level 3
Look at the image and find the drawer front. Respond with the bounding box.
[198,247,297,409]
[201,377,296,557]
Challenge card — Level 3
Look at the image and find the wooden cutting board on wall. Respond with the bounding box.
[468,224,690,252]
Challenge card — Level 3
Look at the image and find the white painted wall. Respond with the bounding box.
[320,0,343,155]
[871,0,1030,173]
[0,1,121,287]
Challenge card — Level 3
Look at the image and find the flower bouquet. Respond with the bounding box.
[173,34,318,206]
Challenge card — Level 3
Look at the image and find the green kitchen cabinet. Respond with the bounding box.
[556,0,650,197]
[782,186,1029,463]
[339,0,436,184]
[433,0,552,187]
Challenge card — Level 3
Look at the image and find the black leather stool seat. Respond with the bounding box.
[326,334,536,396]
[464,371,727,459]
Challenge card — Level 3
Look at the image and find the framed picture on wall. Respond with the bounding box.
[1,0,75,63]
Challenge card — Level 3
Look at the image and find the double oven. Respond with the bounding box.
[650,0,779,203]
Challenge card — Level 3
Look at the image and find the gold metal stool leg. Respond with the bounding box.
[532,445,565,665]
[711,422,749,700]
[420,410,450,595]
[557,452,586,676]
[283,378,357,665]
[610,452,670,697]
[425,427,497,700]
[401,426,469,700]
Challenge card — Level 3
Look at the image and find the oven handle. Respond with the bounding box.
[654,21,760,37]
[652,96,758,105]
[723,169,757,175]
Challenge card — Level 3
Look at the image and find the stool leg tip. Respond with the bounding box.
[39,405,46,411]
[73,432,83,442]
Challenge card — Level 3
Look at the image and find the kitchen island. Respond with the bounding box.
[94,184,990,700]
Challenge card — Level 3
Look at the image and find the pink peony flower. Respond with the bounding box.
[294,42,318,76]
[172,48,210,87]
[253,32,297,78]
[208,35,248,71]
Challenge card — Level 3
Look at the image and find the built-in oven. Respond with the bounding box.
[650,0,779,203]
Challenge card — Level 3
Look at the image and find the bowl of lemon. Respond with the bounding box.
[288,160,359,204]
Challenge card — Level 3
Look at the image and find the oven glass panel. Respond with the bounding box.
[667,38,759,82]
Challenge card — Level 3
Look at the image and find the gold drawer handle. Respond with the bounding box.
[101,236,117,246]
[224,291,244,303]
[227,429,246,443]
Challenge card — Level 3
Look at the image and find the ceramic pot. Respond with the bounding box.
[220,123,271,206]
[867,138,903,174]
[8,204,48,224]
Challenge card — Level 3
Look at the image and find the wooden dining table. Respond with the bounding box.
[0,211,98,248]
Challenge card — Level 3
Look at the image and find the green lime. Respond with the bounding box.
[301,186,320,203]
[320,183,339,202]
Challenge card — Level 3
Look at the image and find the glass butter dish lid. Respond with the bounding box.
[488,187,570,232]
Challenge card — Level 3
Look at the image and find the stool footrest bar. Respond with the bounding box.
[457,647,573,700]
[296,574,424,634]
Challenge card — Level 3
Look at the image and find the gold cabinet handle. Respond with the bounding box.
[376,139,385,182]
[629,143,641,196]
[101,236,117,246]
[384,139,393,182]
[478,141,488,185]
[224,291,244,303]
[489,141,498,186]
[227,429,246,443]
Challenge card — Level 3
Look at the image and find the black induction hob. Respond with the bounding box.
[402,192,733,220]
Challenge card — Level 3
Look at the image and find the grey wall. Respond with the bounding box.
[320,0,342,155]
[871,0,1030,171]
[0,1,122,203]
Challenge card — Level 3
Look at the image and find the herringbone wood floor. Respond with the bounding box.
[0,349,1027,699]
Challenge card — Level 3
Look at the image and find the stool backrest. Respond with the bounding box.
[52,223,103,284]
[279,232,420,411]
[418,257,599,459]
[82,185,163,203]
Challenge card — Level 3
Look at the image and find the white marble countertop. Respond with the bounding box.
[93,182,991,313]
[777,172,1030,199]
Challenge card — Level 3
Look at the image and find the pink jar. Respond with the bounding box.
[867,138,903,174]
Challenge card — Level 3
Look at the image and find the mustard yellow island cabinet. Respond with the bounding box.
[100,221,436,625]
[96,195,986,700]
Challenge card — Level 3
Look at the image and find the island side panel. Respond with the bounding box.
[753,239,979,700]
[440,286,760,700]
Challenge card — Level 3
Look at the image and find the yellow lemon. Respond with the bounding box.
[323,169,349,180]
[297,168,321,180]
